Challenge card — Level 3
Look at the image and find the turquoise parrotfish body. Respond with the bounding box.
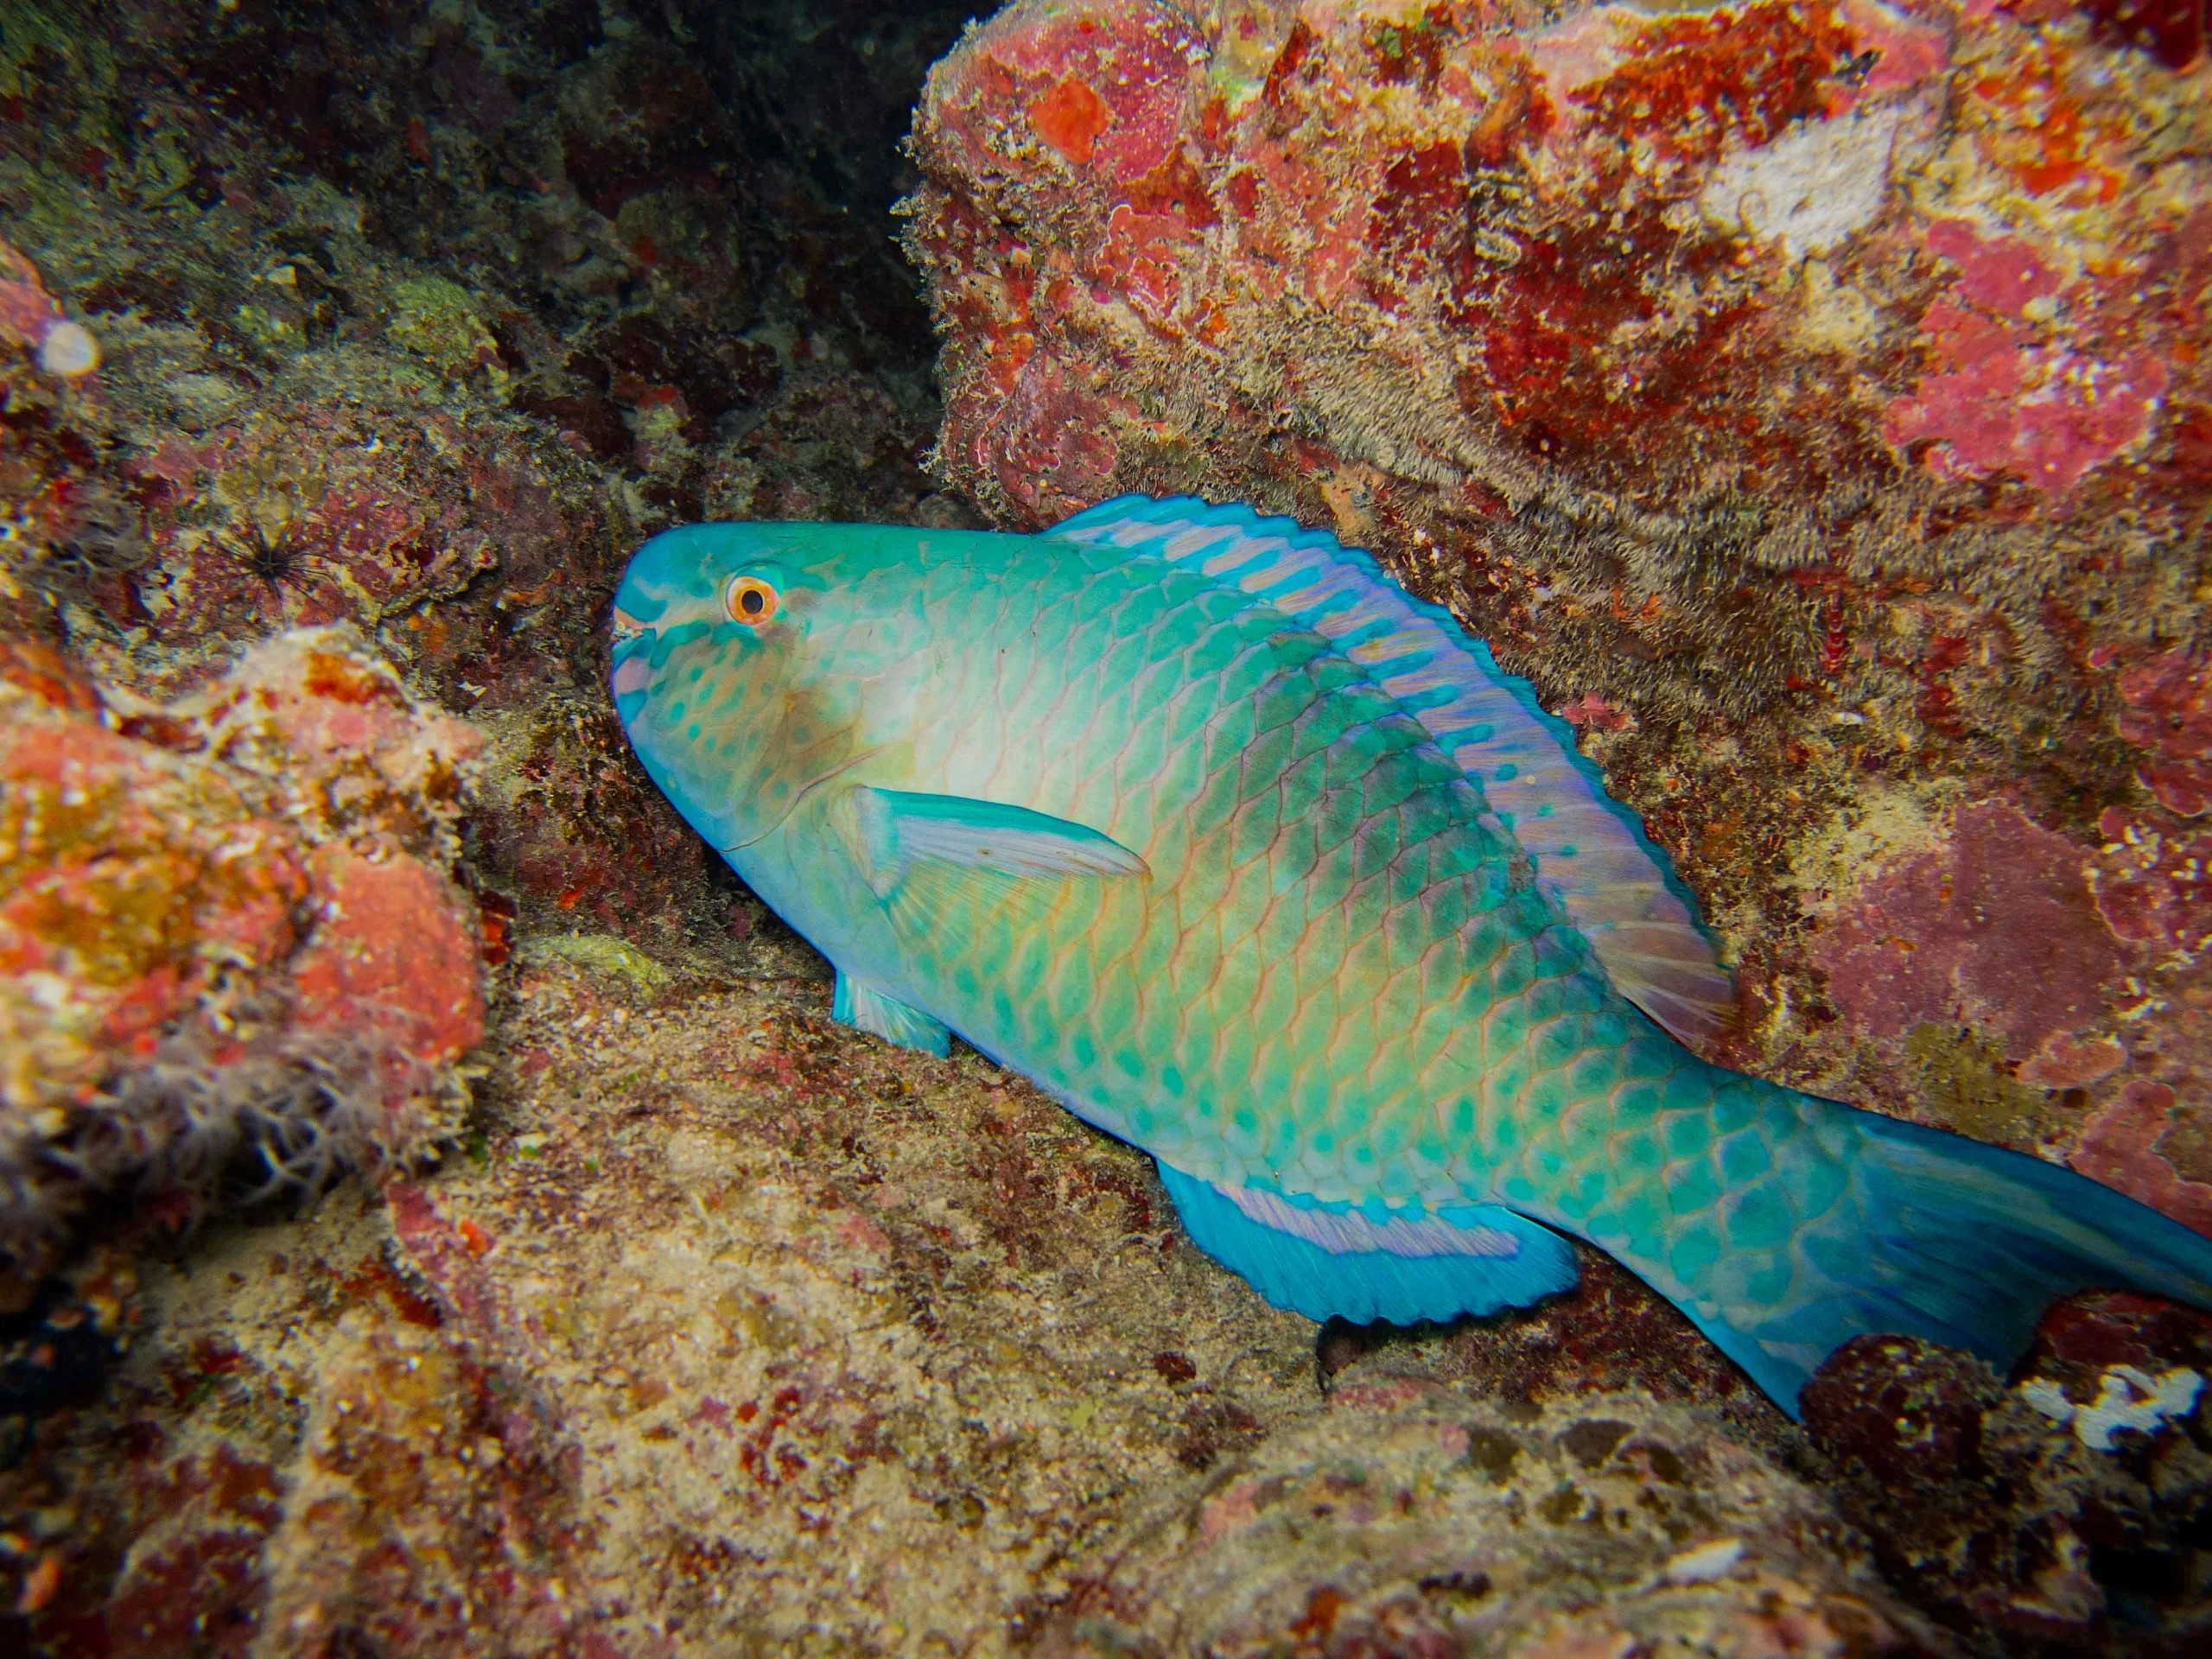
[608,494,2212,1415]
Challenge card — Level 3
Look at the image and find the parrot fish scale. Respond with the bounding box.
[611,494,2212,1416]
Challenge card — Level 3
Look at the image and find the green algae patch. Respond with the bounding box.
[1905,1022,2050,1147]
[0,2,116,108]
[518,931,675,993]
[385,277,506,390]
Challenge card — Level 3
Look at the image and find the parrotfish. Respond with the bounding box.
[609,494,2212,1415]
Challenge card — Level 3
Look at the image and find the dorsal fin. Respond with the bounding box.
[1047,493,1735,1045]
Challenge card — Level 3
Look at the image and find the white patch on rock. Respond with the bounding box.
[2018,1365,2204,1451]
[1662,1536,1746,1585]
[2020,1377,2077,1424]
[36,319,99,378]
[1699,105,1905,261]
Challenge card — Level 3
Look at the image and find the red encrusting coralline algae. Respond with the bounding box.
[1811,799,2127,1054]
[2117,647,2212,818]
[910,0,2203,524]
[1883,216,2171,496]
[0,626,488,1297]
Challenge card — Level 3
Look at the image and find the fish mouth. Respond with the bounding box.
[610,606,646,640]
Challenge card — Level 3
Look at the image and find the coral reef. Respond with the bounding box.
[0,0,976,950]
[0,625,485,1298]
[1021,1384,1947,1657]
[10,947,2206,1655]
[0,954,1957,1656]
[1802,1297,2212,1654]
[0,0,2207,1654]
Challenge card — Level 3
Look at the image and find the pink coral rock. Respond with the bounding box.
[0,237,88,379]
[2117,648,2212,819]
[911,0,2203,518]
[2093,804,2212,954]
[0,628,487,1294]
[0,667,307,1109]
[905,0,2212,769]
[0,239,61,346]
[177,626,484,855]
[290,847,486,1115]
[2018,1028,2128,1089]
[1883,219,2170,498]
[2074,1079,2212,1236]
[1812,800,2125,1056]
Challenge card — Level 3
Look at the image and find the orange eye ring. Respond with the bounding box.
[724,575,781,626]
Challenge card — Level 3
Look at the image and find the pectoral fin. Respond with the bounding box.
[833,970,950,1057]
[848,786,1148,898]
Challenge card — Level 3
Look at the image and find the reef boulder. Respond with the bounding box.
[0,628,486,1300]
[911,0,2202,553]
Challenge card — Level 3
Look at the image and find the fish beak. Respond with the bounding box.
[610,606,645,641]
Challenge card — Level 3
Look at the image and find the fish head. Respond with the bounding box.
[610,521,900,854]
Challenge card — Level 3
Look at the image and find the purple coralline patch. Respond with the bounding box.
[2075,1079,2212,1236]
[1814,801,2126,1056]
[2117,648,2212,819]
[1884,218,2171,499]
[2093,806,2212,955]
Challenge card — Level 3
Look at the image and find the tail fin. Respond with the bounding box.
[1651,1095,2212,1418]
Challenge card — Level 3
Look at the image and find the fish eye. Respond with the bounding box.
[724,574,780,626]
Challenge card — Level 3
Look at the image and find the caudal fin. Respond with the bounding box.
[1669,1097,2212,1417]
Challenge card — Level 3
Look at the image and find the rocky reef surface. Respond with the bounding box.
[0,0,2209,1655]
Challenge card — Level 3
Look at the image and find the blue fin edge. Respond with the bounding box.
[1156,1163,1580,1326]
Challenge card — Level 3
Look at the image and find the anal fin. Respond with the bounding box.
[833,971,950,1057]
[1157,1164,1578,1325]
